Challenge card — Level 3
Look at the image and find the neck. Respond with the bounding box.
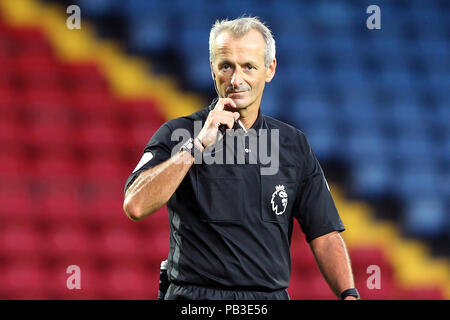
[238,98,261,130]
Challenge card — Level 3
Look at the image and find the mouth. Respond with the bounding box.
[228,91,247,95]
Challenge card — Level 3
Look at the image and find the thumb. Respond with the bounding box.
[233,112,240,121]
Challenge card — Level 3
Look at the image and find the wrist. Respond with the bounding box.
[339,288,360,300]
[193,137,205,152]
[179,138,203,159]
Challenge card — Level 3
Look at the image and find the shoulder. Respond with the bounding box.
[143,106,209,148]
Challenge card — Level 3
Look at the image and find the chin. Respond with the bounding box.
[233,98,245,107]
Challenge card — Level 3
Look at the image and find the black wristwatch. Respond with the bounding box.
[179,138,204,157]
[339,288,360,300]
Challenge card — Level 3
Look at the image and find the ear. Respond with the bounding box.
[265,58,276,83]
[210,60,216,81]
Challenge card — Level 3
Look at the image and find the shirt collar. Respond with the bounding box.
[208,98,265,136]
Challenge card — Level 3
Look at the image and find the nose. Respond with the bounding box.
[230,69,243,88]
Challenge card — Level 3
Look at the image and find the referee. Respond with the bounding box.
[123,17,359,300]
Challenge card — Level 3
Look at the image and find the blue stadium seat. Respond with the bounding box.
[404,197,448,237]
[77,0,120,17]
[351,160,394,198]
[121,0,172,19]
[301,126,342,162]
[344,129,391,165]
[392,164,440,200]
[260,85,282,119]
[129,17,170,53]
[391,131,436,163]
[290,92,337,127]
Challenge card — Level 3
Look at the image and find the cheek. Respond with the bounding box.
[250,75,265,92]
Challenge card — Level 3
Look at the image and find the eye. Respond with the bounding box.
[246,64,254,70]
[221,63,230,70]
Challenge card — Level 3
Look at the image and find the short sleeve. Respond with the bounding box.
[293,133,345,242]
[124,123,174,192]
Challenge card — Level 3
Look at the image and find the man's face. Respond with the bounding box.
[210,29,276,110]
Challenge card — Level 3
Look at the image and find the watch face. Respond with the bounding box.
[180,138,195,155]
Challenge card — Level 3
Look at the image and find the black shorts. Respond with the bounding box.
[164,283,290,300]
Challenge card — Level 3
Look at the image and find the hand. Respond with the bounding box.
[196,98,240,148]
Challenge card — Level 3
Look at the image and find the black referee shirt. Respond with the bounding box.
[124,99,345,291]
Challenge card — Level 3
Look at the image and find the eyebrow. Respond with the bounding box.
[218,59,259,67]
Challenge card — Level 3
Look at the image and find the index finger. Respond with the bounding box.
[214,98,237,111]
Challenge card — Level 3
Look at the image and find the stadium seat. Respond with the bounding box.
[0,175,34,222]
[351,161,394,198]
[103,262,156,299]
[403,197,447,237]
[43,226,93,258]
[44,259,103,299]
[0,223,42,262]
[35,183,83,224]
[0,263,47,298]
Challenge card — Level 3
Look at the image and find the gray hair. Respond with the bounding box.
[209,16,276,68]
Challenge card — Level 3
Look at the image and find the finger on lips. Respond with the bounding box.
[214,98,237,111]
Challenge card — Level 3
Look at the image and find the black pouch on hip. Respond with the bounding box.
[158,260,170,300]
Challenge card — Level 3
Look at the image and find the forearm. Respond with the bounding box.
[123,150,194,220]
[310,231,355,299]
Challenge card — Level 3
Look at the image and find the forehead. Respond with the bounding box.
[212,29,265,62]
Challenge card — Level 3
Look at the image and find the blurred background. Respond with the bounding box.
[0,0,448,299]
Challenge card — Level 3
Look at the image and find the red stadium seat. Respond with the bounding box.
[60,62,109,93]
[118,99,165,125]
[23,94,73,125]
[349,247,391,271]
[288,272,336,300]
[44,259,103,299]
[0,153,28,175]
[0,85,16,109]
[141,206,170,232]
[7,27,52,55]
[291,241,317,275]
[128,121,162,148]
[80,176,129,225]
[43,226,93,259]
[0,176,34,222]
[102,262,155,299]
[140,226,170,264]
[32,153,80,175]
[28,121,75,151]
[75,121,128,154]
[13,52,60,84]
[0,117,28,147]
[72,90,114,111]
[0,263,47,298]
[0,223,42,262]
[398,286,444,300]
[354,271,396,300]
[95,227,142,263]
[349,246,395,299]
[35,182,84,224]
[81,155,128,181]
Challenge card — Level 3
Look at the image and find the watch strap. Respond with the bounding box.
[339,288,360,300]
